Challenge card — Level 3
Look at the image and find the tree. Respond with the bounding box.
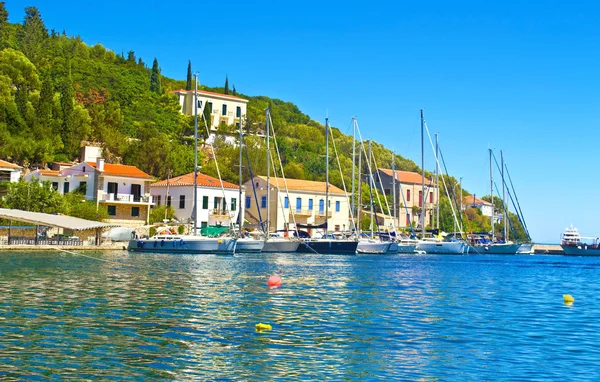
[60,61,75,156]
[224,75,229,95]
[232,84,236,96]
[3,179,64,213]
[202,100,212,136]
[127,50,136,64]
[185,60,192,91]
[150,58,161,94]
[18,7,49,66]
[63,192,108,221]
[0,2,10,49]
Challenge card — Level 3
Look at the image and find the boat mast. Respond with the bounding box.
[351,117,356,236]
[238,108,243,231]
[392,151,397,233]
[435,133,439,230]
[192,73,199,235]
[325,117,329,237]
[368,140,374,238]
[357,140,362,237]
[420,109,425,238]
[502,150,507,241]
[489,148,494,241]
[266,107,271,234]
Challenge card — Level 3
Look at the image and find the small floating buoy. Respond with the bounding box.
[267,275,282,288]
[255,323,272,331]
[564,294,575,304]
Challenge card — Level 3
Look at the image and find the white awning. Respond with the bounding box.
[0,208,120,231]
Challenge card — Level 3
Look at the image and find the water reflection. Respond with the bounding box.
[1,252,600,380]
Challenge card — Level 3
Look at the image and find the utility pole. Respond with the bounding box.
[165,168,172,222]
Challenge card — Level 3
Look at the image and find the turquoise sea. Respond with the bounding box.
[0,251,599,380]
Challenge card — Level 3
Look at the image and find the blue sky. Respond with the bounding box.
[7,0,600,242]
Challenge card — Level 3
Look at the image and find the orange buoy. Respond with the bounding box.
[267,275,282,288]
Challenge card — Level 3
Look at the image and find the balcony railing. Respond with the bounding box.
[100,193,153,204]
[290,209,312,217]
[210,209,232,217]
[315,210,333,218]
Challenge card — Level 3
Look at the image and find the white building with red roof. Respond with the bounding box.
[0,159,22,196]
[463,195,493,217]
[25,156,155,227]
[151,172,243,229]
[376,169,439,229]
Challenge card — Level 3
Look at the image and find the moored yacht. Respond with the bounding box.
[560,225,600,256]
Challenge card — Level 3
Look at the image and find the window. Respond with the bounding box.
[214,197,219,209]
[79,182,87,195]
[385,188,390,195]
[131,206,140,217]
[222,104,227,116]
[82,167,85,173]
[335,201,340,212]
[261,196,267,208]
[335,225,340,231]
[246,196,251,208]
[236,106,241,118]
[418,191,422,207]
[179,195,185,209]
[107,182,118,195]
[319,199,324,213]
[296,197,302,212]
[167,196,172,207]
[407,189,410,202]
[51,182,58,191]
[197,100,202,108]
[157,195,161,206]
[202,196,209,209]
[63,182,70,193]
[231,198,237,211]
[201,221,208,228]
[107,205,116,216]
[430,192,433,203]
[308,199,313,210]
[207,102,213,113]
[284,197,289,208]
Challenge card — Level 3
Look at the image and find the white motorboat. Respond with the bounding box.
[128,234,236,254]
[357,239,390,254]
[560,225,600,256]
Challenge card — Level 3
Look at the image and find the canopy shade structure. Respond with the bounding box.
[0,208,120,231]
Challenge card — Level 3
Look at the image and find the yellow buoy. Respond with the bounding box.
[563,294,575,303]
[255,323,272,331]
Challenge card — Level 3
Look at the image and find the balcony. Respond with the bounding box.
[99,192,153,204]
[315,210,333,218]
[289,209,312,218]
[210,209,232,217]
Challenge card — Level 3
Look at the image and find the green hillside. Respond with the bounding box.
[0,3,528,240]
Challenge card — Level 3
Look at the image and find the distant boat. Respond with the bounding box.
[560,225,600,256]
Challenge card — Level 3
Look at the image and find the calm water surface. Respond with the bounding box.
[0,251,599,380]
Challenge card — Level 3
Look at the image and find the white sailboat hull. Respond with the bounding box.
[262,239,301,253]
[417,241,467,254]
[397,244,417,254]
[128,235,236,254]
[468,243,521,255]
[234,238,265,253]
[357,240,390,254]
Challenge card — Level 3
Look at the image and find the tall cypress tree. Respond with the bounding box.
[224,75,229,95]
[150,58,161,94]
[36,72,53,133]
[202,101,212,136]
[60,62,74,155]
[0,2,7,23]
[19,6,49,65]
[186,60,192,91]
[232,85,236,96]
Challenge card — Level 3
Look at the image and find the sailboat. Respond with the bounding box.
[414,110,467,255]
[297,118,358,254]
[128,74,237,254]
[467,150,521,255]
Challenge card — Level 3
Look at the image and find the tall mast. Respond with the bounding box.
[325,117,329,237]
[489,148,494,241]
[192,73,199,235]
[392,151,397,232]
[238,109,243,231]
[357,140,362,237]
[435,133,440,230]
[266,107,271,234]
[420,109,425,238]
[368,141,374,238]
[502,150,507,241]
[351,117,356,235]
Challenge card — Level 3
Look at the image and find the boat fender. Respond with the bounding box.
[180,239,184,246]
[153,241,158,248]
[173,240,177,247]
[161,240,165,247]
[255,323,272,331]
[137,241,143,248]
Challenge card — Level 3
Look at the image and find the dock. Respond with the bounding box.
[533,244,564,255]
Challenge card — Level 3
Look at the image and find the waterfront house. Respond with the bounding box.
[151,172,243,229]
[25,157,154,227]
[375,169,438,229]
[463,195,493,217]
[243,176,350,237]
[0,159,22,196]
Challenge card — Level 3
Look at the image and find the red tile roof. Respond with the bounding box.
[38,169,61,177]
[85,162,154,179]
[172,89,248,102]
[0,159,21,169]
[464,195,492,206]
[379,169,435,186]
[151,172,238,189]
[256,176,346,195]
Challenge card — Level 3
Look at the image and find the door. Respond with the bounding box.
[131,184,141,202]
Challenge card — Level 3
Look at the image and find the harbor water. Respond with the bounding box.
[1,251,599,380]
